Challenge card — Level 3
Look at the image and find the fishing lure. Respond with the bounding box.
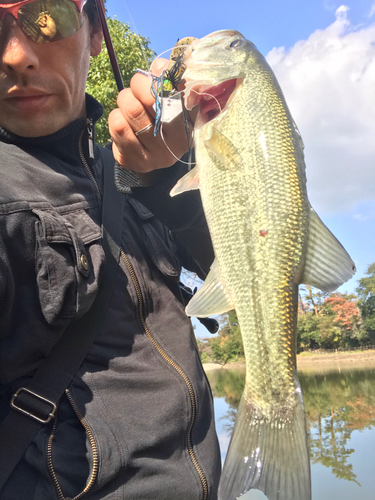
[135,37,196,152]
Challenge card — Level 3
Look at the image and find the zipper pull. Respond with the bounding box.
[87,119,94,160]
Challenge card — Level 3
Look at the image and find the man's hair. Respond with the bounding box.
[83,0,100,29]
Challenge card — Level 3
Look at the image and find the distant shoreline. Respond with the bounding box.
[203,349,375,371]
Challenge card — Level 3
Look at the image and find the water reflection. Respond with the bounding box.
[206,363,375,499]
[301,368,375,486]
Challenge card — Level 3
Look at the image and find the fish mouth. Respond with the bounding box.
[186,78,240,124]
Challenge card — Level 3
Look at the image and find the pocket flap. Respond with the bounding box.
[33,209,102,245]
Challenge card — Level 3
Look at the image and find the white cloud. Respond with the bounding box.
[266,6,375,214]
[370,3,375,17]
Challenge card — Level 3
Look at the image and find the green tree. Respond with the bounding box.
[86,17,155,145]
[203,311,244,365]
[297,311,321,350]
[298,286,329,349]
[356,262,375,344]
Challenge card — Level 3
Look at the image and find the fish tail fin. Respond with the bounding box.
[218,382,311,500]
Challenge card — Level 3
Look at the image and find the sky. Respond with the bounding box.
[104,1,375,337]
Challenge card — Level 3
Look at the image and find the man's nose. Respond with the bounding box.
[0,15,39,73]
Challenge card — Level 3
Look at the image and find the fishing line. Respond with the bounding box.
[190,88,223,114]
[122,0,150,68]
[160,123,196,168]
[135,68,164,135]
[149,44,191,73]
[150,47,178,67]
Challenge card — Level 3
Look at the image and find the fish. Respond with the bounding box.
[170,30,356,500]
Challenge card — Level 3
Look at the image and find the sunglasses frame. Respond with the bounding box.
[0,0,85,22]
[0,0,86,44]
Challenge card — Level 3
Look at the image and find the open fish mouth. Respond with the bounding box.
[186,78,240,123]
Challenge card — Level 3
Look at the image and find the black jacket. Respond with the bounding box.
[0,95,221,500]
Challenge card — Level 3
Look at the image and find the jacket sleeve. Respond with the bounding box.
[114,154,214,277]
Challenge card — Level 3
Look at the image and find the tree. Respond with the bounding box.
[358,296,375,344]
[202,311,244,365]
[298,286,331,349]
[356,262,375,301]
[297,311,321,350]
[86,17,155,145]
[357,262,375,344]
[298,291,362,350]
[323,293,361,348]
[356,262,375,344]
[300,286,329,315]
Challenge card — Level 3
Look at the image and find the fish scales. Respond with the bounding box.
[196,65,308,414]
[171,29,355,500]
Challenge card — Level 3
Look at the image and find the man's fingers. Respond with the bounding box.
[130,57,170,113]
[109,57,194,172]
[108,107,147,167]
[115,88,154,133]
[150,57,169,75]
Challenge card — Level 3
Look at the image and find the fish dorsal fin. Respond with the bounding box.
[301,207,356,292]
[186,259,234,317]
[204,125,244,171]
[170,166,200,197]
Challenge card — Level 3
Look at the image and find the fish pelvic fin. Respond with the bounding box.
[170,165,200,197]
[301,207,356,292]
[186,258,234,317]
[218,377,311,500]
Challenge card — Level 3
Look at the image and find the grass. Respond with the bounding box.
[298,349,375,357]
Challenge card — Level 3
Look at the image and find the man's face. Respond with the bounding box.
[0,5,102,137]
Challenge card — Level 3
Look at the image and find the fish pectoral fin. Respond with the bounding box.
[301,207,356,292]
[218,377,311,500]
[204,125,244,171]
[170,166,200,197]
[186,259,234,317]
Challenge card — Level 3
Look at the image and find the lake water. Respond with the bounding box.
[206,362,375,500]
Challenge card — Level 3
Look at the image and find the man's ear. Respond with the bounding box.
[90,28,103,57]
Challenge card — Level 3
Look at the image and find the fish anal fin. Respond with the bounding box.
[170,166,200,197]
[186,258,234,317]
[218,376,311,500]
[204,125,244,172]
[301,207,356,293]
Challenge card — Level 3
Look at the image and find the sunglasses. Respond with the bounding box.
[0,0,86,43]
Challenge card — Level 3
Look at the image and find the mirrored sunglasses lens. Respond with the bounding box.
[18,0,83,43]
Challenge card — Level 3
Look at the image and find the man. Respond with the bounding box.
[0,0,221,498]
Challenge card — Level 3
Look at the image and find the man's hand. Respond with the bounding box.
[108,58,192,177]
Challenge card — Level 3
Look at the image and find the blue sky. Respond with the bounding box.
[104,1,375,337]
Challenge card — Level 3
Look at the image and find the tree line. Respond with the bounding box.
[198,262,375,365]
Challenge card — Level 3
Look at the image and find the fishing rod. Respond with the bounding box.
[94,0,124,92]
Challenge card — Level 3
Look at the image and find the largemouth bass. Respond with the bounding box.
[170,30,356,500]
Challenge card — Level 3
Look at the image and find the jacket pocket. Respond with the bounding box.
[33,208,105,325]
[128,197,181,280]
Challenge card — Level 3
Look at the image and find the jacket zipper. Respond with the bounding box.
[47,390,99,500]
[120,250,209,500]
[78,118,102,204]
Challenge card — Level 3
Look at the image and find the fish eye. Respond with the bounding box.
[228,39,243,49]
